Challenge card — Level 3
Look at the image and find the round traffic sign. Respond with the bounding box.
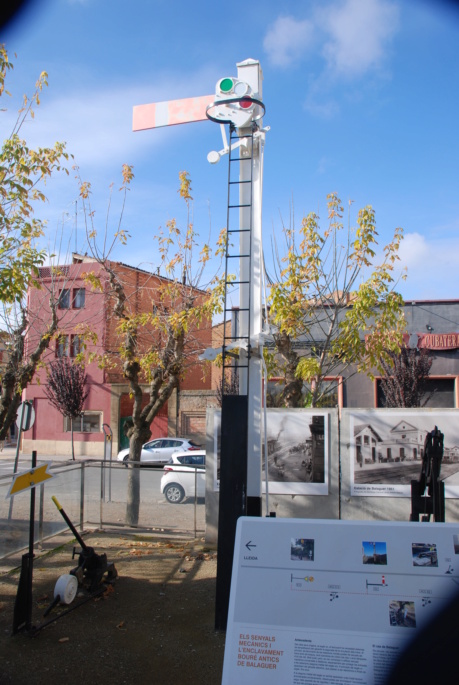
[15,401,35,432]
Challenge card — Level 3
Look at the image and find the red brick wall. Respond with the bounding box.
[211,319,232,390]
[104,262,212,390]
[119,392,168,418]
[119,392,168,439]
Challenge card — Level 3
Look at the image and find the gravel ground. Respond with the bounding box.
[0,530,225,684]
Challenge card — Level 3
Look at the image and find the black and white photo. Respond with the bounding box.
[350,410,459,498]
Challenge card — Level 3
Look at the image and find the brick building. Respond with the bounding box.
[22,254,214,456]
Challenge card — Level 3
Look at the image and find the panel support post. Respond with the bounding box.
[215,395,248,630]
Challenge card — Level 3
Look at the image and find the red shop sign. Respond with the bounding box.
[417,333,459,350]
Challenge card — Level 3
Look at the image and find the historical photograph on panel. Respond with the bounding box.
[349,410,459,497]
[262,410,329,495]
[291,538,315,562]
[214,409,329,495]
[362,541,388,565]
[389,600,416,628]
[412,543,438,567]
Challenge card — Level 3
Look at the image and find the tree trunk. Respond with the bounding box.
[71,420,75,461]
[126,466,141,527]
[0,391,22,442]
[126,423,151,526]
[275,331,304,407]
[0,306,58,441]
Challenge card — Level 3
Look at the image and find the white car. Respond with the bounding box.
[161,451,206,503]
[117,438,202,466]
[168,450,206,466]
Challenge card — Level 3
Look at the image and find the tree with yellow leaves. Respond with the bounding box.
[0,45,71,440]
[266,193,407,407]
[82,170,226,525]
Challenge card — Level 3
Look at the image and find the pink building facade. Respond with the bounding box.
[22,255,211,457]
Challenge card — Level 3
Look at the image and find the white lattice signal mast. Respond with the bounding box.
[206,60,266,513]
[134,59,266,628]
[132,58,266,512]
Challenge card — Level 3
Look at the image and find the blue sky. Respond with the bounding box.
[3,0,459,301]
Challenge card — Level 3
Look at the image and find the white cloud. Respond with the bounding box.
[263,16,315,67]
[0,63,223,263]
[398,232,430,268]
[3,85,160,172]
[4,65,218,172]
[397,232,459,300]
[263,0,399,78]
[319,0,400,78]
[263,1,400,118]
[367,230,459,300]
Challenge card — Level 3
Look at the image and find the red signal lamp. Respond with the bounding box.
[239,98,253,109]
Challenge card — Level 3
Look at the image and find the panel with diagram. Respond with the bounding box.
[222,517,459,684]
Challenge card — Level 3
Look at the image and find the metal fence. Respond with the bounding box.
[0,460,205,561]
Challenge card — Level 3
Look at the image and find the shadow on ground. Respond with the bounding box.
[0,530,225,684]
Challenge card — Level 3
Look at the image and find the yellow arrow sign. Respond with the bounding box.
[7,463,54,498]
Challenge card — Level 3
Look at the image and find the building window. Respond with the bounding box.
[364,435,369,445]
[64,412,101,433]
[56,334,82,358]
[71,334,81,358]
[73,288,85,309]
[376,378,456,408]
[56,335,69,357]
[58,289,70,309]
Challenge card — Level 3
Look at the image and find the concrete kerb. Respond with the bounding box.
[0,445,103,462]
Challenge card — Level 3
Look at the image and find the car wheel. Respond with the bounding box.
[164,483,185,504]
[123,454,129,468]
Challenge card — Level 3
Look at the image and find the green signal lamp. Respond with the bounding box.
[216,77,251,99]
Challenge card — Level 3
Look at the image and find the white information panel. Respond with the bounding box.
[222,517,459,684]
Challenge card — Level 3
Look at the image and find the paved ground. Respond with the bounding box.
[0,528,225,684]
[1,445,224,683]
